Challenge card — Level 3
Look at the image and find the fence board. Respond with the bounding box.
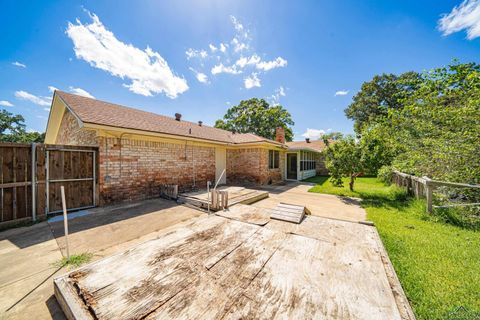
[0,143,99,225]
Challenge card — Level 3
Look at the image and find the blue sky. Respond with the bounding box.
[0,0,478,140]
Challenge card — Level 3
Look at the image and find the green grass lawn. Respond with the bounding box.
[306,176,480,320]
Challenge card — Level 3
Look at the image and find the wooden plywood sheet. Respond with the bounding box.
[224,234,402,320]
[266,215,379,249]
[214,204,270,226]
[55,214,410,320]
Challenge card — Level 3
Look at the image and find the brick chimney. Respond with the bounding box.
[305,138,310,143]
[175,113,182,121]
[275,127,285,144]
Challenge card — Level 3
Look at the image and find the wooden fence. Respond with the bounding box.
[392,170,480,213]
[0,143,99,227]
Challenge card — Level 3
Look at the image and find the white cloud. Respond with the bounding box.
[186,48,208,59]
[12,61,26,68]
[334,90,349,96]
[244,73,261,89]
[69,87,95,98]
[189,67,209,83]
[301,128,326,140]
[48,86,59,93]
[269,86,286,105]
[230,15,244,32]
[0,100,14,107]
[439,0,480,39]
[256,57,288,71]
[15,91,51,106]
[235,55,261,68]
[66,12,188,98]
[231,37,249,52]
[196,72,208,83]
[211,63,242,75]
[185,16,287,89]
[219,43,228,53]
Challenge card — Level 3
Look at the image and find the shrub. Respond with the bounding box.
[378,165,394,185]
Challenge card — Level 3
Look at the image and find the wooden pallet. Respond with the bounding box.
[270,203,308,224]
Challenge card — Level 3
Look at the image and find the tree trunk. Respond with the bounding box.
[349,175,355,191]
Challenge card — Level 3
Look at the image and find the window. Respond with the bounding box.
[269,150,279,169]
[300,151,316,171]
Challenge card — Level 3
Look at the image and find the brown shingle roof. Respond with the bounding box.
[286,139,328,152]
[56,91,282,145]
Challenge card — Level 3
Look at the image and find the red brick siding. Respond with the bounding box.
[55,110,98,146]
[97,137,215,204]
[226,148,284,185]
[55,110,286,205]
[315,153,328,175]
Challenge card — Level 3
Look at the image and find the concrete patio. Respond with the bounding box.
[0,183,412,320]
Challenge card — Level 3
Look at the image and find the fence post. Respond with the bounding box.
[423,177,433,213]
[61,186,70,258]
[31,143,36,221]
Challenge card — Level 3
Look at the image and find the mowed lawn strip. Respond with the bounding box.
[306,176,480,320]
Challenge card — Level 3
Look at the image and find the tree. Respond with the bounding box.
[0,109,45,143]
[324,136,364,191]
[388,62,480,186]
[345,72,422,133]
[322,131,344,141]
[215,98,295,141]
[0,109,25,137]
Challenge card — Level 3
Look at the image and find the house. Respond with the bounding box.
[44,91,327,205]
[285,139,329,180]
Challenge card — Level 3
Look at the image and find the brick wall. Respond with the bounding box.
[55,109,285,205]
[315,153,328,175]
[55,110,98,146]
[226,148,284,185]
[98,137,215,204]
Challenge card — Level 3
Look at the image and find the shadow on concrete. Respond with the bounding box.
[0,198,179,249]
[48,199,178,238]
[46,294,66,320]
[253,181,315,195]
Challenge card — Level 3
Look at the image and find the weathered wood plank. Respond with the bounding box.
[60,217,259,319]
[145,227,287,319]
[270,203,305,224]
[214,204,270,226]
[225,233,403,320]
[55,214,409,320]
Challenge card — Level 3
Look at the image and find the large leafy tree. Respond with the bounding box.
[0,109,44,143]
[389,62,480,186]
[345,71,422,133]
[214,98,295,141]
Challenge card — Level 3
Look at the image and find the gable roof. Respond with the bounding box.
[54,91,282,146]
[286,139,328,153]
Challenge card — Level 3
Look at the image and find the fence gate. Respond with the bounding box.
[45,147,96,214]
[0,143,33,223]
[0,143,98,226]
